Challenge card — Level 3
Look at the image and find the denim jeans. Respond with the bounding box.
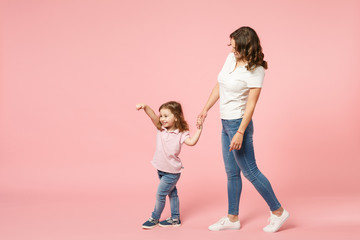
[221,118,281,214]
[151,170,181,220]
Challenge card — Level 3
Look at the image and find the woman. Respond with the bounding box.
[198,26,289,232]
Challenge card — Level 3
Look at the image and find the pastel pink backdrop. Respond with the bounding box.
[1,0,360,240]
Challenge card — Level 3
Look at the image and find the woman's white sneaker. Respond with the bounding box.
[208,217,240,231]
[263,209,290,232]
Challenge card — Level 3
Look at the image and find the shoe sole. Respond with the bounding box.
[159,224,181,227]
[142,224,159,229]
[208,226,240,231]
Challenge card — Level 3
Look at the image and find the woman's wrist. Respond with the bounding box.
[237,130,244,135]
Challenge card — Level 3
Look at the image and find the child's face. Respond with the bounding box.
[159,108,177,130]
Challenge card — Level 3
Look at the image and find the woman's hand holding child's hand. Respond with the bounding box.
[197,118,203,129]
[197,110,207,128]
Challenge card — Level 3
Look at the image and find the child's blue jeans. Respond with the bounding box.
[151,170,181,220]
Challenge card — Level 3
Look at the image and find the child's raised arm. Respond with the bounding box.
[136,103,162,130]
[184,118,203,146]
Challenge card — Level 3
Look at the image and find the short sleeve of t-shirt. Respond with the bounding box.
[246,66,265,88]
[180,131,190,144]
[218,53,234,74]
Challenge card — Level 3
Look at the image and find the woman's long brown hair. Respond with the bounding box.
[230,26,268,71]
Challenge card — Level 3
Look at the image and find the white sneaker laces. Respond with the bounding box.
[268,215,279,226]
[217,217,228,225]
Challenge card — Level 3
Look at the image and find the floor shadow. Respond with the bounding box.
[277,223,297,232]
[179,189,225,221]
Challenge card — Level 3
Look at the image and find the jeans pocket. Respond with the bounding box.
[228,119,242,129]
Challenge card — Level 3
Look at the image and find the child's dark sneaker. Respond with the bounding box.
[159,218,181,227]
[142,217,159,229]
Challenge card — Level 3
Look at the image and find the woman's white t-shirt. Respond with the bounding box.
[218,53,265,120]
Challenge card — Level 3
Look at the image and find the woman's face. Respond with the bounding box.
[230,38,240,59]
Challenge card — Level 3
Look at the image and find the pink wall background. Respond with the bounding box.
[1,0,360,239]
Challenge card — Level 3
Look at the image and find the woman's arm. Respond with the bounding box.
[136,103,162,130]
[197,83,220,125]
[229,88,261,151]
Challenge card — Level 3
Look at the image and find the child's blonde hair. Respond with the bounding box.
[159,101,189,132]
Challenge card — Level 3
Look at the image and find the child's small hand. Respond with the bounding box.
[136,103,146,110]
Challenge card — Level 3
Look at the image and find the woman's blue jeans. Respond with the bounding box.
[221,118,281,214]
[151,170,181,220]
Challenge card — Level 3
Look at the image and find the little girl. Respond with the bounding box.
[136,101,203,229]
